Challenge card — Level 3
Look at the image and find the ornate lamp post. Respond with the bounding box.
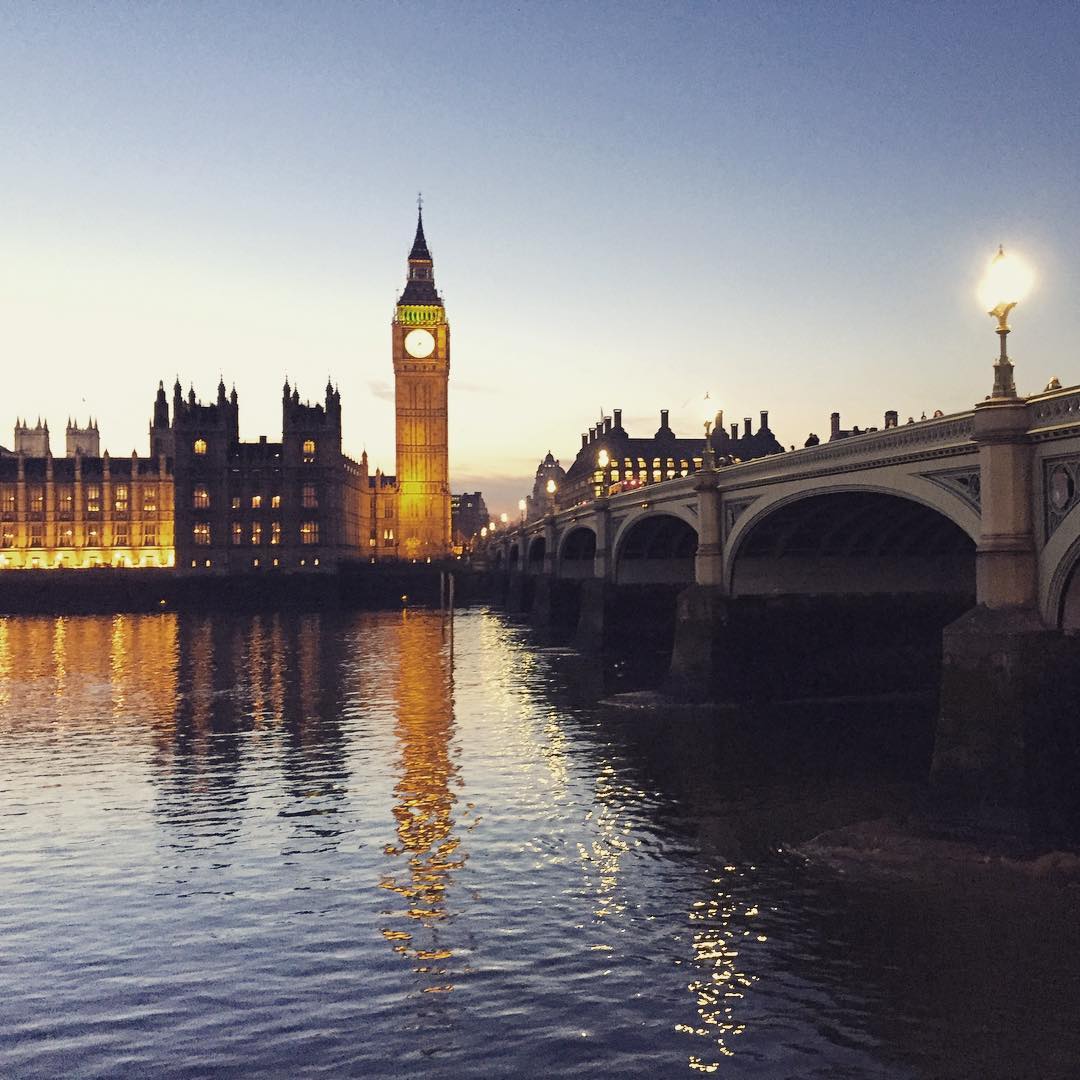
[978,245,1034,399]
[518,498,526,524]
[595,448,609,498]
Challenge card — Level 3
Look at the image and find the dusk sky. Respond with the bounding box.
[3,1,1078,514]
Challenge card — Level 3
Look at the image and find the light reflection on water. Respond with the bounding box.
[0,610,1078,1079]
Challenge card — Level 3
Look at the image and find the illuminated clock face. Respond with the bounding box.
[404,328,436,358]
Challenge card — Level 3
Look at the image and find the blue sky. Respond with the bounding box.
[2,1,1078,513]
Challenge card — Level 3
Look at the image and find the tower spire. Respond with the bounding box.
[408,197,432,262]
[398,200,441,306]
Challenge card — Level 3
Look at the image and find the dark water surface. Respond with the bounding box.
[1,610,1077,1079]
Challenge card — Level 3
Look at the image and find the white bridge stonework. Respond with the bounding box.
[490,384,1080,630]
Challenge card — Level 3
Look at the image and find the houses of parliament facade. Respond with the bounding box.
[0,213,456,573]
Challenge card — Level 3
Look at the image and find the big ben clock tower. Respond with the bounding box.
[393,203,451,559]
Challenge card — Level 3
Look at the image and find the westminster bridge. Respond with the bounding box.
[480,384,1080,837]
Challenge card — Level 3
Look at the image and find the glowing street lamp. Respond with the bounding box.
[978,245,1034,399]
[480,526,488,538]
[545,478,557,495]
[518,498,526,523]
[499,512,508,524]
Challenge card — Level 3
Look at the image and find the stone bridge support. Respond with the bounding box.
[934,398,1080,839]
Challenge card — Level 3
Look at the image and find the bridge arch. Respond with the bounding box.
[613,511,698,585]
[557,525,597,579]
[725,486,976,597]
[1040,504,1080,629]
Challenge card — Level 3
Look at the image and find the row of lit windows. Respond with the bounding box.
[231,521,282,546]
[192,486,317,510]
[0,483,157,515]
[192,521,319,546]
[1,523,159,548]
[189,557,322,569]
[193,438,317,458]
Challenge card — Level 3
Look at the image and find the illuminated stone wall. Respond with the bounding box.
[0,451,175,570]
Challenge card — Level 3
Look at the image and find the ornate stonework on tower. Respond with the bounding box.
[393,206,451,559]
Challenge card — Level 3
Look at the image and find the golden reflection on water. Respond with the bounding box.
[379,611,463,991]
[0,614,179,732]
[681,870,762,1073]
[578,762,633,921]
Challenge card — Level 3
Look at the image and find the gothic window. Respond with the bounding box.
[143,486,158,513]
[194,438,207,455]
[113,523,129,547]
[59,525,74,547]
[86,524,100,546]
[193,523,211,546]
[302,439,316,462]
[1,525,14,547]
[193,485,210,509]
[85,484,101,513]
[302,484,318,509]
[271,494,281,509]
[300,521,319,545]
[29,524,43,547]
[231,522,243,546]
[29,485,44,514]
[270,521,281,545]
[57,485,74,515]
[251,494,262,510]
[251,522,262,546]
[141,523,158,547]
[114,484,129,514]
[231,496,241,511]
[0,485,14,514]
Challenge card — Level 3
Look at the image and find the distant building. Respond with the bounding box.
[0,418,174,570]
[451,491,488,551]
[531,406,784,514]
[66,419,100,457]
[13,419,50,457]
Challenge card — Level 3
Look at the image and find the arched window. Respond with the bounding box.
[194,438,207,455]
[302,439,316,462]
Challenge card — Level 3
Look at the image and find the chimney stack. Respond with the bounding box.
[660,408,669,429]
[743,417,752,437]
[830,412,841,438]
[730,422,739,441]
[613,408,622,430]
[884,410,898,429]
[604,417,612,435]
[760,410,769,431]
[581,433,588,449]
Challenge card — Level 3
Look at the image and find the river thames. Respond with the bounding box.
[1,609,1078,1079]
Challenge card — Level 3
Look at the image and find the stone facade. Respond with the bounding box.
[0,424,174,570]
[171,378,365,574]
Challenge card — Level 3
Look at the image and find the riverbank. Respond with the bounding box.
[0,561,484,613]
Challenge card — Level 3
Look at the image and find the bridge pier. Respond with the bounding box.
[529,577,581,638]
[505,571,535,615]
[930,396,1080,840]
[933,606,1080,840]
[666,586,741,701]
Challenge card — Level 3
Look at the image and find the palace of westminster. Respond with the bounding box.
[0,212,783,575]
